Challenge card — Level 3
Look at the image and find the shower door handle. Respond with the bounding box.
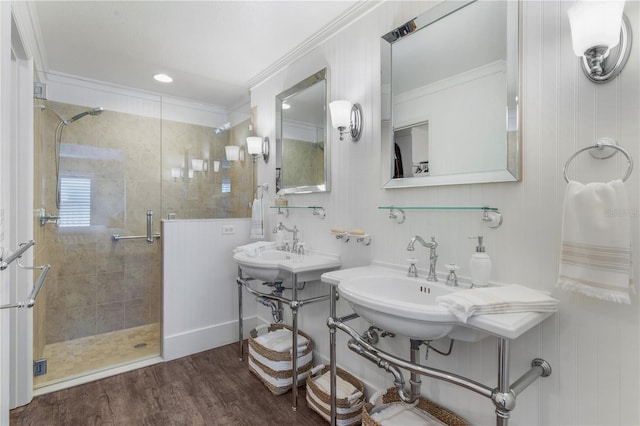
[111,209,161,244]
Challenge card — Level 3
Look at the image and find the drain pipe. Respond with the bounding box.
[256,297,282,323]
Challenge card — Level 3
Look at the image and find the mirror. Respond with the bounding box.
[381,0,521,188]
[276,68,329,194]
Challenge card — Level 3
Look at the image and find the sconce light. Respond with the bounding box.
[213,160,220,172]
[329,100,362,142]
[225,145,240,162]
[192,159,207,172]
[246,136,270,163]
[568,1,632,83]
[171,167,182,181]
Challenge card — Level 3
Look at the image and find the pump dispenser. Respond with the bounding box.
[470,236,491,287]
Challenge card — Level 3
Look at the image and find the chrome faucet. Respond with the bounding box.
[273,222,300,253]
[407,235,438,282]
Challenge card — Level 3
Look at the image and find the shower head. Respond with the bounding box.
[67,107,104,124]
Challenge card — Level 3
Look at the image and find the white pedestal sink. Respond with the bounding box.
[233,248,341,282]
[322,262,557,342]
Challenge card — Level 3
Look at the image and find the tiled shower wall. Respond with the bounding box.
[33,100,253,353]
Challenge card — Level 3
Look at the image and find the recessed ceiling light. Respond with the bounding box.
[154,73,173,83]
[282,102,291,110]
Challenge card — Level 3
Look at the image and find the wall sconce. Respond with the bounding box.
[225,145,240,162]
[329,100,362,142]
[213,160,220,173]
[568,1,632,83]
[192,159,208,172]
[171,167,182,181]
[246,136,270,163]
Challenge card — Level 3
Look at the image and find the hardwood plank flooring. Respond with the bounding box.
[11,342,329,426]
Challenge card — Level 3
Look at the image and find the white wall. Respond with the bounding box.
[162,219,254,361]
[251,1,640,424]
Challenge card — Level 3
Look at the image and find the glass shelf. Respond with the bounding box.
[378,206,498,211]
[270,206,324,209]
[270,206,326,219]
[379,205,502,228]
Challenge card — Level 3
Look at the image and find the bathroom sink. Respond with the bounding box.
[234,249,341,282]
[338,274,467,341]
[323,263,556,342]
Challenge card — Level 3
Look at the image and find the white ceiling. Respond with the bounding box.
[32,1,362,109]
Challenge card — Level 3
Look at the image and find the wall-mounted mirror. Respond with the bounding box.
[276,68,329,194]
[381,0,521,188]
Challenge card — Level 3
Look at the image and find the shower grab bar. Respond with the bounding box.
[111,210,161,243]
[0,264,51,310]
[0,240,35,270]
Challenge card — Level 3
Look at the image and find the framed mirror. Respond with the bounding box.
[276,68,329,194]
[381,0,521,188]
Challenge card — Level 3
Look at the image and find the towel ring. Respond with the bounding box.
[563,139,633,183]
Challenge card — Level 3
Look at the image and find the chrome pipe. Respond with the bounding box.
[0,240,35,270]
[329,317,494,399]
[329,286,337,426]
[112,233,161,242]
[510,359,552,397]
[25,264,51,308]
[238,266,244,361]
[291,273,299,411]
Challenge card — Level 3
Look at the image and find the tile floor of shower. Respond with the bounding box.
[34,322,160,389]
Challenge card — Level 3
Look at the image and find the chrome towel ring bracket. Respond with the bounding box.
[563,138,633,183]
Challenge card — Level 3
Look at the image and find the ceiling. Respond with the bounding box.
[32,1,362,110]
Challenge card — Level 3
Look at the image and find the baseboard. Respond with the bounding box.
[163,317,257,361]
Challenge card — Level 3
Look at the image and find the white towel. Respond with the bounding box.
[233,241,275,257]
[254,328,309,353]
[312,371,362,402]
[250,198,264,240]
[557,179,633,304]
[436,284,559,323]
[370,403,446,425]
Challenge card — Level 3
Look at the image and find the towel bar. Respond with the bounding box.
[563,138,633,183]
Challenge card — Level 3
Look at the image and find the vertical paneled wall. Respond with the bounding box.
[251,1,640,424]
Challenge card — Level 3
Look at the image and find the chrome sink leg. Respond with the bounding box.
[238,266,244,361]
[291,273,299,411]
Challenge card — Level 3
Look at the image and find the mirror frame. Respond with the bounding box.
[381,0,522,189]
[275,68,330,194]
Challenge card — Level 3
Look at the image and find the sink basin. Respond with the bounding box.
[339,274,464,341]
[324,263,557,342]
[234,249,341,282]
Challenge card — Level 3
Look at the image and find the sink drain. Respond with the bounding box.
[134,343,147,349]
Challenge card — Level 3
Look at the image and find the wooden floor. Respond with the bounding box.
[11,342,328,426]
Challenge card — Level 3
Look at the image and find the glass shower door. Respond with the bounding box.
[33,100,162,388]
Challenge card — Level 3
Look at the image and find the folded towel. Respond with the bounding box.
[370,403,445,425]
[233,241,275,257]
[436,284,559,323]
[557,179,633,304]
[250,198,264,240]
[313,371,362,402]
[254,328,309,353]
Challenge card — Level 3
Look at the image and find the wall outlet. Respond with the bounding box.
[222,225,235,235]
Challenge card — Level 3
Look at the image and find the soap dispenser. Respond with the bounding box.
[470,236,491,287]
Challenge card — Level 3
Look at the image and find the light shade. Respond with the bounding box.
[568,1,625,56]
[213,160,220,172]
[225,145,240,162]
[192,159,204,171]
[171,168,181,179]
[246,137,263,155]
[329,100,352,129]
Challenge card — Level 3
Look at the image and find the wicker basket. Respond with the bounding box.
[362,387,469,426]
[305,366,365,426]
[248,323,313,395]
